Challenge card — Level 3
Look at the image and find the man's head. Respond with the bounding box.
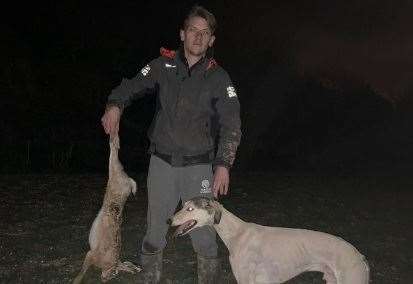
[180,6,216,59]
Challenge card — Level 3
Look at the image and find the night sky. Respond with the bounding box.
[2,0,413,173]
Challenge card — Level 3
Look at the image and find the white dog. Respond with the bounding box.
[170,197,369,284]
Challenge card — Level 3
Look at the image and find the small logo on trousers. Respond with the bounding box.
[200,179,211,194]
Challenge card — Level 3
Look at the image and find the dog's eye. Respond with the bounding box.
[187,207,194,211]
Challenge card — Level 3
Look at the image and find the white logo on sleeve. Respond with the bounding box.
[227,86,237,98]
[140,65,151,76]
[200,179,212,194]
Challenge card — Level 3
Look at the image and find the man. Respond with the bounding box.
[101,5,241,283]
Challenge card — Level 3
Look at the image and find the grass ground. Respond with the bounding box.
[0,171,412,283]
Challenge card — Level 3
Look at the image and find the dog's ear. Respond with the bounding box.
[214,209,222,224]
[212,201,222,224]
[204,198,213,208]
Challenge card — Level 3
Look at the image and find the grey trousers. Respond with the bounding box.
[140,155,217,257]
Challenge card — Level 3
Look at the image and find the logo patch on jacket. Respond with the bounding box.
[165,63,176,68]
[227,86,237,98]
[141,65,151,76]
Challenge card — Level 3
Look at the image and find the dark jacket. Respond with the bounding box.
[107,47,241,168]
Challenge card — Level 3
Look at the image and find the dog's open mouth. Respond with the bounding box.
[173,220,197,237]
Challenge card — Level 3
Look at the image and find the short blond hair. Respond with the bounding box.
[183,5,217,34]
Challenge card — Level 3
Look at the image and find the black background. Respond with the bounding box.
[2,0,413,174]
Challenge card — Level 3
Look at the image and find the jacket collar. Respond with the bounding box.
[177,44,214,75]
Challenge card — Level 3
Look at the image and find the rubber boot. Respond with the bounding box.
[197,255,221,284]
[140,251,163,284]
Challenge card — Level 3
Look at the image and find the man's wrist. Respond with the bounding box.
[106,102,124,113]
[213,161,231,171]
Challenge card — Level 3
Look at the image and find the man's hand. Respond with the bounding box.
[212,166,230,198]
[101,106,121,136]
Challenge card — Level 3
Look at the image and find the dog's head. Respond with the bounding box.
[170,196,222,237]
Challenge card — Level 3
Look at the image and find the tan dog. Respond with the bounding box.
[170,197,369,284]
[73,135,141,283]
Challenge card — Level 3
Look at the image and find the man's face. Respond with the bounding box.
[180,16,215,58]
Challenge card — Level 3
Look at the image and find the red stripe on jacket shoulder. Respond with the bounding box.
[160,47,176,59]
[207,58,218,70]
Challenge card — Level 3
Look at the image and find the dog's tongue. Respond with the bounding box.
[173,220,194,237]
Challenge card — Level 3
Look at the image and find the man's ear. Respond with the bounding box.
[208,35,216,47]
[180,29,185,42]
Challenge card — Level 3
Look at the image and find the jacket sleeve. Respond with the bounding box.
[106,58,160,109]
[213,71,242,169]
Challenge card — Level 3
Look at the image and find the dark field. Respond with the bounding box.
[1,172,412,283]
